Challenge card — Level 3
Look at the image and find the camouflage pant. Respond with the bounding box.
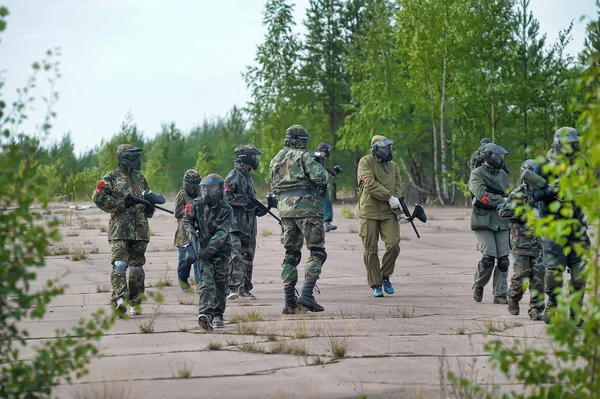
[228,232,256,292]
[280,216,325,285]
[542,235,589,298]
[508,253,545,316]
[359,217,400,288]
[198,252,230,319]
[109,240,148,306]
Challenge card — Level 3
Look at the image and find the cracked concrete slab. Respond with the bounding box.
[29,204,551,398]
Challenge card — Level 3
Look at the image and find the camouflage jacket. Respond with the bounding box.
[183,199,233,258]
[225,164,257,237]
[356,154,402,220]
[468,165,509,231]
[498,183,540,256]
[92,167,154,241]
[173,189,193,247]
[269,147,328,218]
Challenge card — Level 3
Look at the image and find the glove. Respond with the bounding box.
[256,207,267,217]
[388,196,401,209]
[246,198,257,209]
[125,194,138,208]
[197,249,214,261]
[396,213,408,224]
[144,203,155,216]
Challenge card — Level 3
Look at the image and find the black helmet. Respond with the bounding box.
[371,135,394,162]
[479,138,492,147]
[285,125,309,141]
[317,142,333,157]
[234,144,263,170]
[199,173,224,206]
[520,159,536,172]
[183,169,201,198]
[481,144,508,170]
[116,144,142,170]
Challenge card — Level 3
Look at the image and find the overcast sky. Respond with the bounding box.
[1,0,597,154]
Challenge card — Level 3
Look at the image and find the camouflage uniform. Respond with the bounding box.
[269,125,328,313]
[92,144,154,308]
[183,187,233,325]
[225,146,262,298]
[532,127,589,325]
[498,178,545,319]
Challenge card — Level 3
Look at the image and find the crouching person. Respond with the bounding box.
[183,174,233,332]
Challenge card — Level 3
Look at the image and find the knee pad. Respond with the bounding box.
[309,247,327,264]
[284,249,301,267]
[481,256,495,269]
[113,260,128,276]
[130,266,144,278]
[497,256,510,273]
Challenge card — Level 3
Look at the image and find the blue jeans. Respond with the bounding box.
[177,246,201,283]
[322,191,333,223]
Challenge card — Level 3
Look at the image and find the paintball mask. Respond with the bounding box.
[553,127,580,154]
[118,146,142,170]
[235,145,263,170]
[317,142,333,158]
[520,159,537,173]
[482,144,508,170]
[372,137,394,162]
[199,174,224,206]
[183,169,201,198]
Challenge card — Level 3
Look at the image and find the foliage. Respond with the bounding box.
[448,8,600,396]
[0,8,116,398]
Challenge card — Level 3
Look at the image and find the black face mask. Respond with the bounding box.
[184,180,200,198]
[200,185,222,206]
[120,151,141,170]
[487,154,504,170]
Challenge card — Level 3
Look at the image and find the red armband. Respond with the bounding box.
[360,175,373,181]
[95,181,106,194]
[481,192,491,204]
[185,203,194,218]
[225,182,232,192]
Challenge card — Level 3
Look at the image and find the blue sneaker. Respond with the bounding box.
[383,279,394,295]
[373,286,384,297]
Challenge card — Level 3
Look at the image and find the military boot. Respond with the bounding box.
[507,296,520,315]
[282,284,297,314]
[298,277,324,312]
[543,295,557,325]
[324,222,337,232]
[570,292,585,328]
[473,285,484,303]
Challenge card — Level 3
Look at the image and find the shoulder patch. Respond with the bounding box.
[225,182,232,192]
[95,180,106,194]
[185,203,193,218]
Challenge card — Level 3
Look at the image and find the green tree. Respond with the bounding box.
[0,8,116,397]
[96,112,145,173]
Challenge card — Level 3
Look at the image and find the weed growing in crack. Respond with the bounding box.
[270,340,308,356]
[207,341,222,351]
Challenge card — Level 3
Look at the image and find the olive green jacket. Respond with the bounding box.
[356,154,402,220]
[468,165,509,231]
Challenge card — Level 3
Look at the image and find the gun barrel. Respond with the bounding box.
[249,196,282,223]
[399,197,421,238]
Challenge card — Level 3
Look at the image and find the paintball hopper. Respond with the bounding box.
[266,193,278,209]
[521,170,548,190]
[411,204,427,223]
[332,165,343,174]
[142,189,166,205]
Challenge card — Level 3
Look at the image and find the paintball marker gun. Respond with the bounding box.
[126,189,174,214]
[182,232,203,283]
[326,164,347,184]
[394,198,427,238]
[249,193,281,223]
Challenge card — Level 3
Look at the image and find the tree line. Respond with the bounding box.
[33,0,598,204]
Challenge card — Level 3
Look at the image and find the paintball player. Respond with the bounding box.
[356,135,403,297]
[498,160,545,320]
[183,174,233,332]
[470,138,492,170]
[224,145,266,301]
[314,142,337,232]
[531,127,589,326]
[92,144,155,316]
[471,138,510,174]
[174,169,201,291]
[468,143,510,305]
[269,125,328,314]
